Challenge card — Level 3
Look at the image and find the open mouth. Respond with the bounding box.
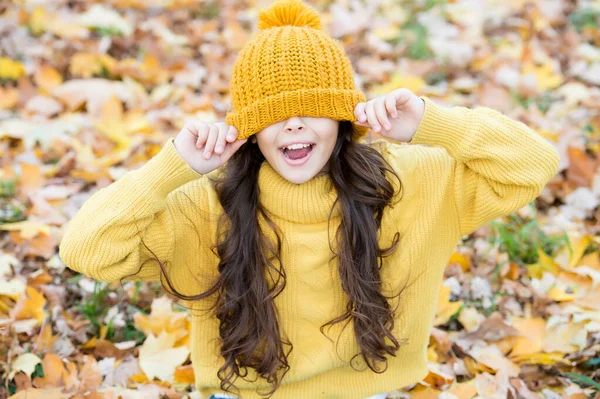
[280,143,315,166]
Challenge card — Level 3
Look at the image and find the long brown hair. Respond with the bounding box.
[126,120,407,398]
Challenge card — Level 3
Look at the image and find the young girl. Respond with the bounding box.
[59,0,560,398]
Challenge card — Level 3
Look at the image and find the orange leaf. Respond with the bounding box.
[32,353,67,388]
[34,65,63,94]
[174,364,195,384]
[10,285,47,324]
[566,147,596,187]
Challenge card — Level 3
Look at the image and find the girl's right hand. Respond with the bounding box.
[173,121,248,175]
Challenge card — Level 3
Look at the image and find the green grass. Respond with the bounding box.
[569,8,600,32]
[402,19,434,60]
[76,281,110,337]
[0,178,16,197]
[487,207,571,267]
[75,279,148,346]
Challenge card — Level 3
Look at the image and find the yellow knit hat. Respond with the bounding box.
[225,0,369,141]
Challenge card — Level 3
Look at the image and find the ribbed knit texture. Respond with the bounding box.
[224,0,370,141]
[59,96,560,399]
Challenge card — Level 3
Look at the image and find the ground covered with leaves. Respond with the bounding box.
[0,0,600,398]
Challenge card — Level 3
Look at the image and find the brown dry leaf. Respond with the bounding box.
[465,312,519,342]
[8,229,57,259]
[78,355,102,392]
[566,147,599,188]
[34,323,59,353]
[18,162,45,196]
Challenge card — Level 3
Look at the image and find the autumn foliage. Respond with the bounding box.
[1,0,599,398]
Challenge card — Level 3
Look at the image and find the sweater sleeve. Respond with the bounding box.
[59,137,206,283]
[406,96,560,237]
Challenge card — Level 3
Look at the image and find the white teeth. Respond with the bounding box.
[284,143,312,150]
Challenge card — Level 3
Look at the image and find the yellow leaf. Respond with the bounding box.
[134,296,189,341]
[526,246,560,279]
[511,352,571,365]
[522,61,563,92]
[8,353,42,380]
[70,53,118,78]
[371,72,426,96]
[434,284,462,326]
[28,7,46,36]
[138,331,190,381]
[94,96,151,152]
[546,285,578,302]
[509,317,545,357]
[0,57,26,81]
[0,220,51,240]
[449,252,471,272]
[570,235,595,268]
[427,346,438,362]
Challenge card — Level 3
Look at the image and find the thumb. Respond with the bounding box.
[221,138,248,161]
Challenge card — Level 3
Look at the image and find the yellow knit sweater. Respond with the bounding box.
[59,96,560,399]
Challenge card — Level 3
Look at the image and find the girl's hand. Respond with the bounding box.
[173,121,248,175]
[353,88,425,142]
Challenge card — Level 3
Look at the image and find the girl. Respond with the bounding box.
[59,0,560,398]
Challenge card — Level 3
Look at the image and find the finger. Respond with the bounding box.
[204,124,219,159]
[214,124,229,155]
[374,97,392,131]
[364,101,380,133]
[354,102,367,123]
[393,88,412,109]
[221,138,248,161]
[225,125,238,143]
[385,93,398,119]
[195,124,209,150]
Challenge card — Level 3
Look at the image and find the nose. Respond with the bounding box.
[284,118,306,133]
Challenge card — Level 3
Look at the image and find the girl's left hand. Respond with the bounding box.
[353,88,425,142]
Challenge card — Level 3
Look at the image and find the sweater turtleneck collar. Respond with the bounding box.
[257,161,341,224]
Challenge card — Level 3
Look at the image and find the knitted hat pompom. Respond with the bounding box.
[257,0,323,31]
[225,0,369,141]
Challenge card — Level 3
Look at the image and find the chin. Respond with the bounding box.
[278,168,317,184]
